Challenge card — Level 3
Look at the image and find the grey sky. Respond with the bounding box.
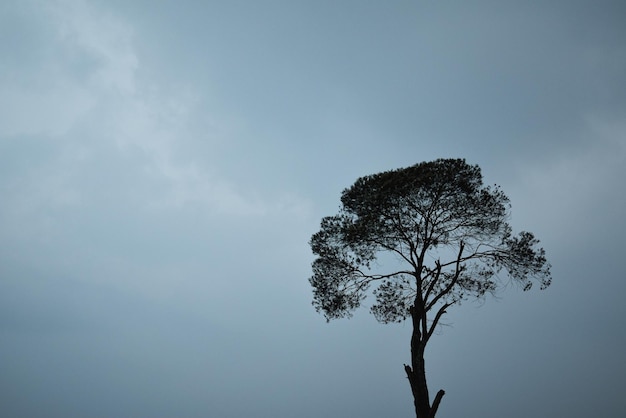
[1,1,624,417]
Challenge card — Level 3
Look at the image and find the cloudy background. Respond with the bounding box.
[1,1,624,417]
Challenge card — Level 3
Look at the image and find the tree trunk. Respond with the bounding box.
[405,307,445,418]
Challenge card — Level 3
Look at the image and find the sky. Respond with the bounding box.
[1,1,625,417]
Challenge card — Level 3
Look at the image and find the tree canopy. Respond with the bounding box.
[310,158,550,323]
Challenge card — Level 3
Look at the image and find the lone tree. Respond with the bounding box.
[309,159,551,418]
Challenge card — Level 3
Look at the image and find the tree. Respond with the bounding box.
[309,158,551,418]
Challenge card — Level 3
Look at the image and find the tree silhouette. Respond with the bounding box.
[309,159,551,418]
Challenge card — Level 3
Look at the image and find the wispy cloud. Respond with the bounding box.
[0,0,310,222]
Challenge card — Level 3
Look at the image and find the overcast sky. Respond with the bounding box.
[1,1,625,417]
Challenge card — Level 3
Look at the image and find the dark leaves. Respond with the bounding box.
[371,277,413,323]
[499,231,552,290]
[308,159,552,323]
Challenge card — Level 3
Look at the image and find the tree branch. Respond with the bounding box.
[369,237,416,267]
[426,242,465,312]
[426,302,452,343]
[391,211,420,271]
[430,389,445,418]
[355,270,414,281]
[434,245,503,269]
[423,261,442,303]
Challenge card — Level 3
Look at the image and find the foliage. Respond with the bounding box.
[309,158,551,325]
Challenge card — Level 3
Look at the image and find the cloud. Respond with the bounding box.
[0,0,136,137]
[46,0,139,94]
[0,0,311,223]
[0,0,314,308]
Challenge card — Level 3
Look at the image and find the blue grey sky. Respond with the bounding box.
[1,1,625,417]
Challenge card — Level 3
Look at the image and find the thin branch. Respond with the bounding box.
[352,269,414,282]
[426,301,453,343]
[369,237,415,266]
[392,211,420,271]
[426,242,465,312]
[423,261,442,303]
[434,247,498,269]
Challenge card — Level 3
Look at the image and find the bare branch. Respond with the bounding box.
[431,390,446,418]
[426,302,453,343]
[423,261,442,303]
[426,242,465,312]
